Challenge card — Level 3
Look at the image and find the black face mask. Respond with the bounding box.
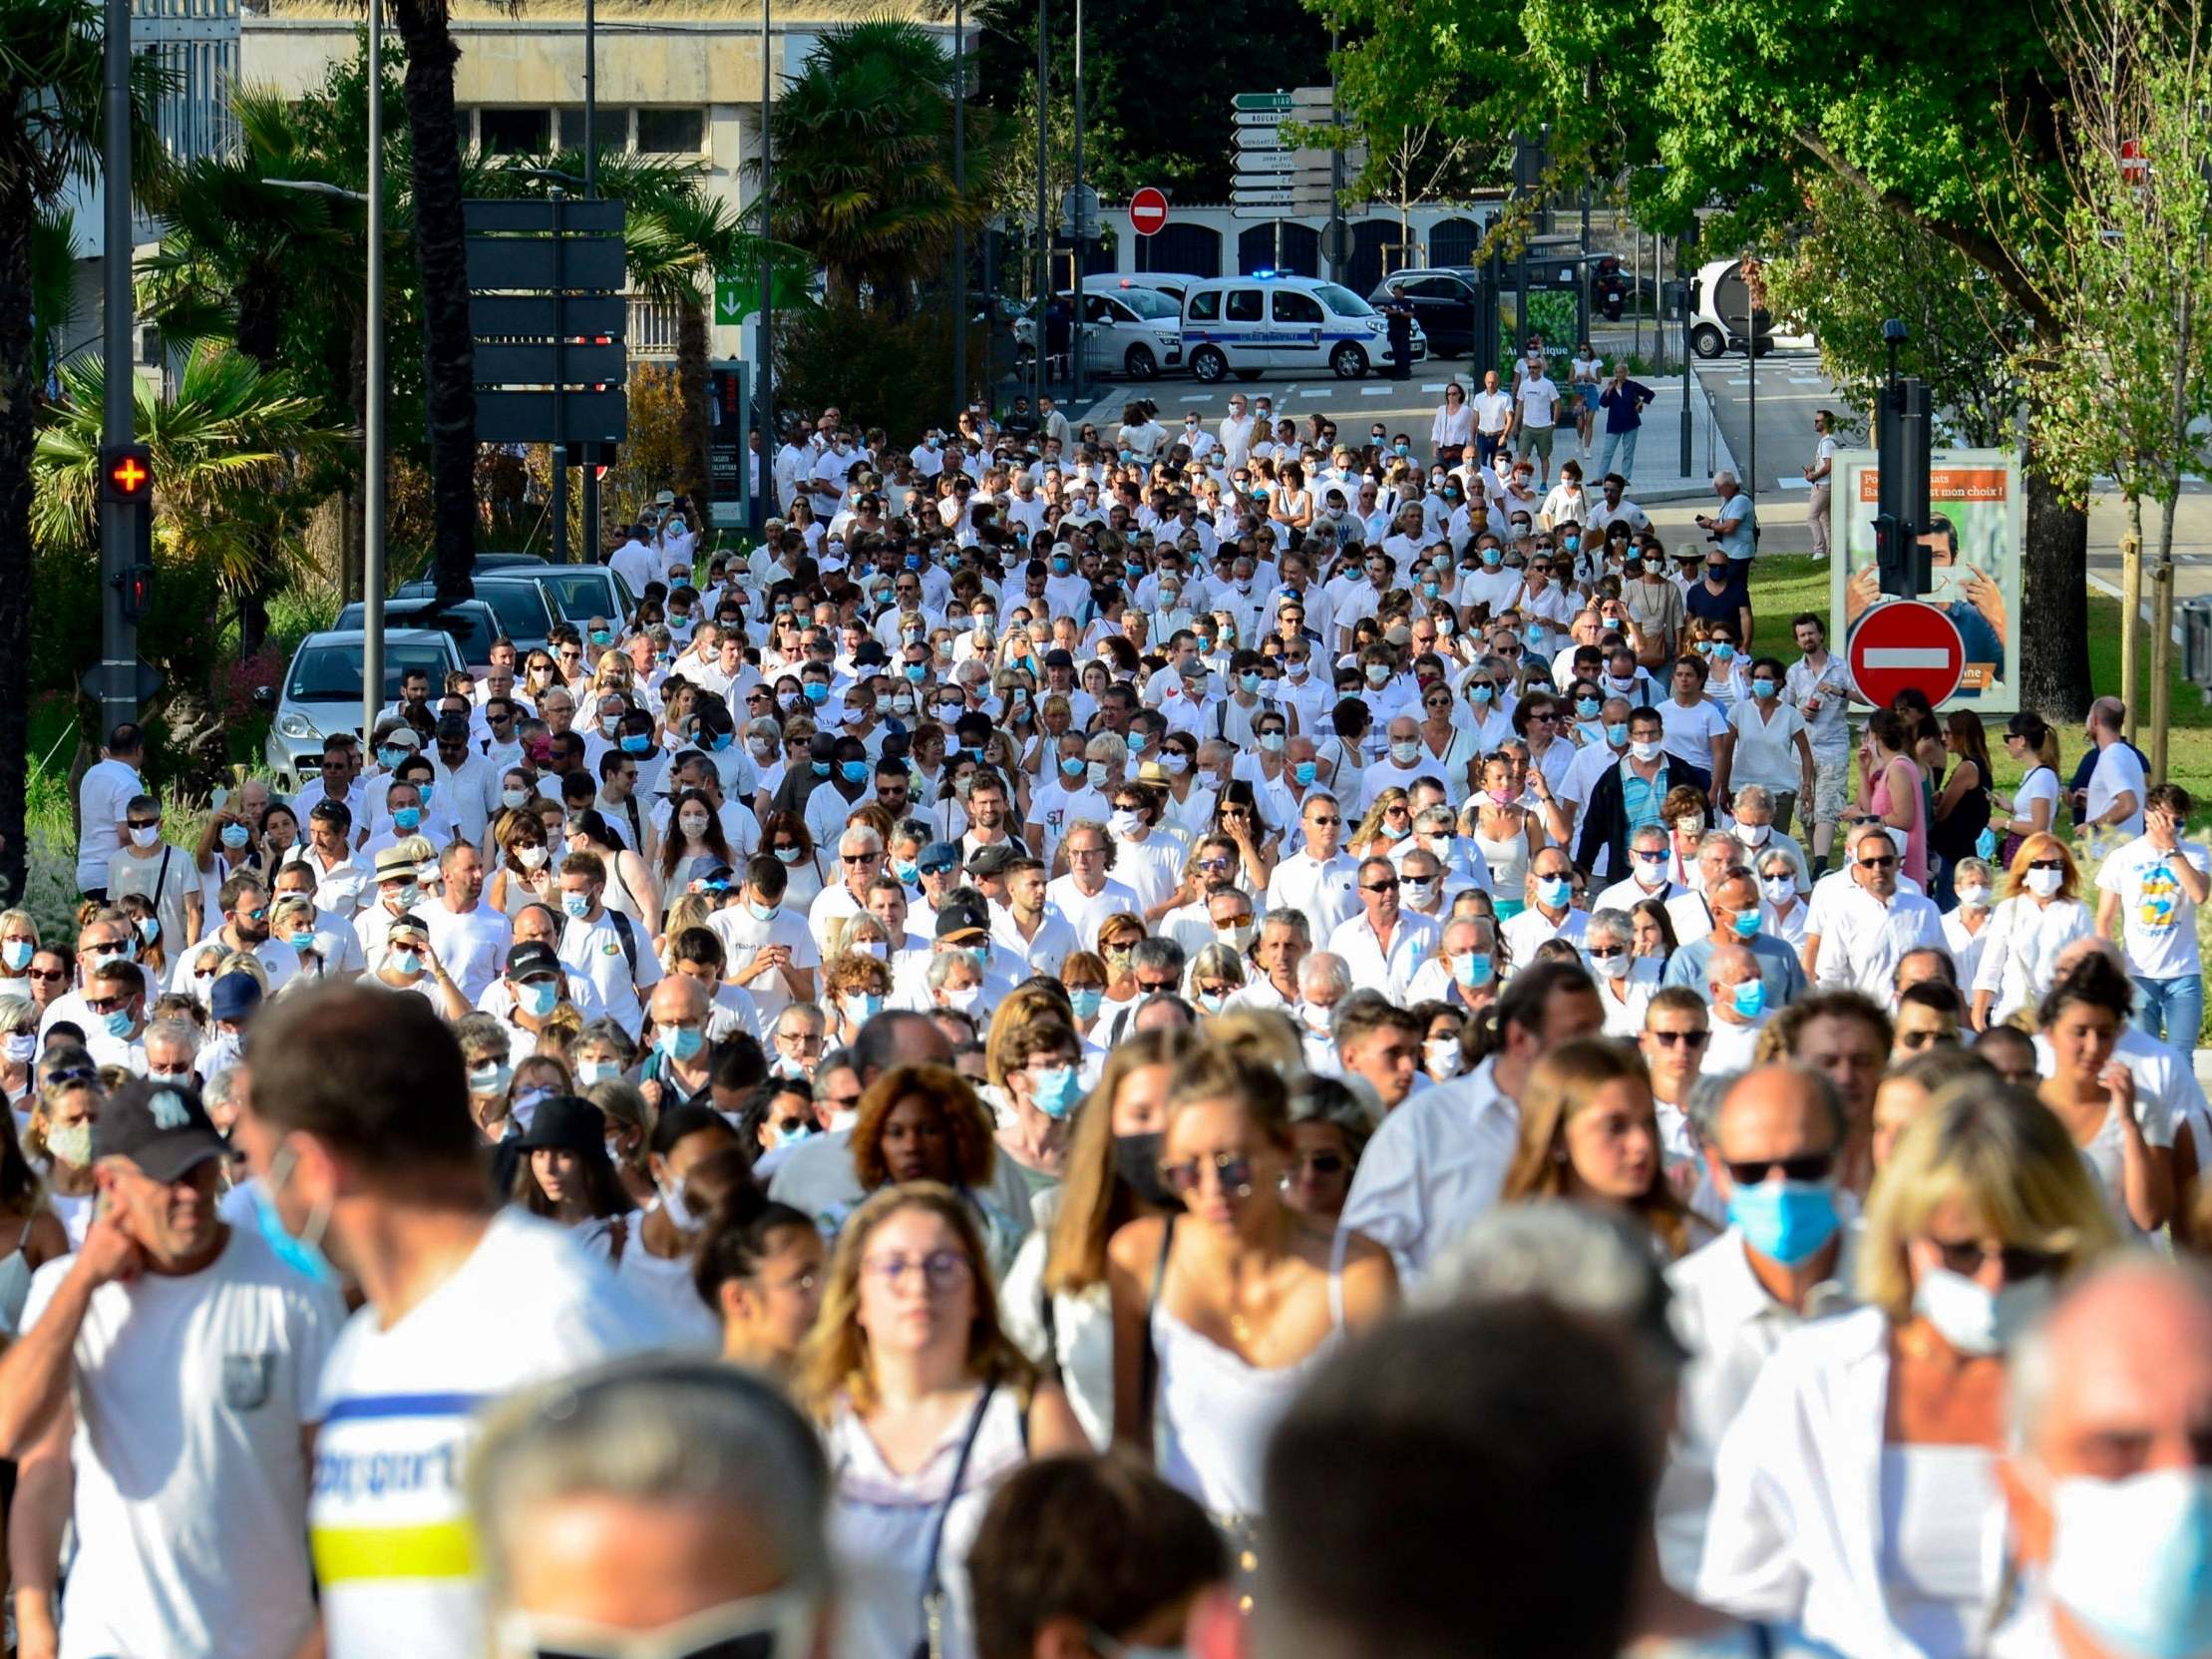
[1113,1131,1173,1207]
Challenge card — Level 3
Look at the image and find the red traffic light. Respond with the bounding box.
[101,443,153,504]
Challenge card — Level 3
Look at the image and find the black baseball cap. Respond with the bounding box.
[514,1094,609,1156]
[934,893,993,942]
[506,941,561,981]
[93,1076,232,1182]
[965,843,1019,879]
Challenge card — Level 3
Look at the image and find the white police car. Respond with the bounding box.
[1179,271,1426,382]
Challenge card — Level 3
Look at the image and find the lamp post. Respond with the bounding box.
[1031,0,1047,414]
[950,0,965,418]
[759,0,777,518]
[579,0,599,563]
[97,0,137,734]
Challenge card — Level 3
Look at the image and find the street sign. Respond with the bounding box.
[1129,188,1170,236]
[465,235,626,293]
[1061,183,1102,239]
[471,341,626,386]
[1321,219,1353,266]
[464,199,624,235]
[1232,202,1295,220]
[80,659,164,710]
[1234,110,1290,128]
[1235,128,1288,152]
[1290,85,1335,111]
[2122,138,2148,184]
[473,294,626,339]
[1847,600,1966,707]
[1234,91,1293,111]
[1235,151,1297,175]
[706,359,751,529]
[477,388,629,446]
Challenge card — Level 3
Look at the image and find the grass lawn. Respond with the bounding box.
[1745,555,2212,803]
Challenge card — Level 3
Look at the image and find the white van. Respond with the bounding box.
[1687,257,1815,358]
[1179,271,1426,382]
[1057,283,1186,380]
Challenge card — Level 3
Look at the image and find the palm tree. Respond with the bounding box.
[0,0,163,902]
[622,194,746,506]
[34,343,348,611]
[758,19,997,311]
[385,0,482,601]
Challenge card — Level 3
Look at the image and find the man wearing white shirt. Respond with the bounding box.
[1326,857,1439,1004]
[1266,793,1361,940]
[1501,848,1590,964]
[1594,824,1685,914]
[75,722,145,900]
[990,856,1081,978]
[1337,961,1606,1281]
[1469,369,1514,467]
[807,825,887,956]
[418,843,513,1006]
[606,524,655,598]
[2079,695,2148,837]
[2094,782,2211,1047]
[555,851,657,1037]
[1043,821,1142,950]
[1700,945,1774,1070]
[1218,394,1256,471]
[1510,364,1562,486]
[1813,824,1948,1003]
[1656,1064,1855,1590]
[708,856,820,1036]
[428,718,498,844]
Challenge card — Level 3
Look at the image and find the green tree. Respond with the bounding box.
[0,0,164,903]
[754,19,997,310]
[1316,0,2098,714]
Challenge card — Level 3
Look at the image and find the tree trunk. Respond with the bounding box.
[676,294,711,507]
[0,173,35,905]
[392,0,478,603]
[2021,457,2093,720]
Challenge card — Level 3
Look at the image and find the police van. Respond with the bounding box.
[1179,270,1426,382]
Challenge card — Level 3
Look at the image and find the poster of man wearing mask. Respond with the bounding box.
[1831,450,2025,710]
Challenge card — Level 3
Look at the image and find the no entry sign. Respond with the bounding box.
[1848,600,1966,707]
[1130,188,1169,236]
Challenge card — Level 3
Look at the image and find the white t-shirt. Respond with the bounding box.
[707,902,822,1034]
[77,757,144,890]
[1516,376,1560,429]
[1727,699,1807,793]
[2096,835,2211,981]
[2085,742,2148,837]
[312,1210,674,1659]
[1659,698,1730,776]
[24,1227,346,1659]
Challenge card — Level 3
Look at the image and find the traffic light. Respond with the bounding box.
[1875,379,1933,599]
[100,443,153,505]
[114,563,154,623]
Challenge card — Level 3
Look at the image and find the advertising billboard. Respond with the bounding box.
[1828,448,2027,712]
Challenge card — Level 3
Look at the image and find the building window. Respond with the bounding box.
[480,108,552,156]
[635,108,704,155]
[557,106,633,153]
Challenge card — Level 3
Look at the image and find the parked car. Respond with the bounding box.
[333,598,504,674]
[1368,267,1484,357]
[391,572,557,650]
[1057,283,1186,381]
[1182,272,1426,382]
[258,627,465,793]
[506,563,638,627]
[1687,257,1815,358]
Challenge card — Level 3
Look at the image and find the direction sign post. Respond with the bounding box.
[1129,187,1169,236]
[1233,91,1293,111]
[1847,601,1967,707]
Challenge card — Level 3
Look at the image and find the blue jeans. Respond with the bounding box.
[2131,972,2205,1048]
[1598,425,1641,484]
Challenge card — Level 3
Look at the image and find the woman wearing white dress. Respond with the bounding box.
[1970,833,2094,1031]
[801,1184,1084,1659]
[1699,1089,2117,1658]
[2034,951,2175,1236]
[999,1031,1196,1450]
[1992,710,2062,849]
[1106,1047,1394,1540]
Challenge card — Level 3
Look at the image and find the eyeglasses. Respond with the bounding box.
[1361,879,1400,894]
[25,968,65,984]
[1293,1150,1346,1176]
[841,853,880,866]
[1857,854,1899,870]
[127,817,160,830]
[1647,1029,1710,1048]
[43,1065,96,1086]
[1926,1236,2062,1283]
[1158,1151,1255,1198]
[83,994,131,1015]
[1588,945,1627,960]
[1896,1027,1956,1051]
[2027,858,2063,872]
[862,1248,973,1293]
[1135,976,1178,994]
[1422,697,1452,710]
[1723,1151,1837,1186]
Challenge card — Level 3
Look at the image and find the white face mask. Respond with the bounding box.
[2026,866,2065,898]
[1912,1263,2051,1357]
[1957,884,1992,910]
[1423,1037,1463,1078]
[1733,821,1771,847]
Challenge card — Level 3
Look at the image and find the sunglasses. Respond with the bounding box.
[25,968,66,984]
[1723,1151,1837,1186]
[1159,1151,1255,1198]
[1857,854,1899,870]
[1648,1029,1710,1048]
[493,1584,819,1659]
[1926,1236,2062,1283]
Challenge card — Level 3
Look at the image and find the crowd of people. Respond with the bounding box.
[0,379,2204,1659]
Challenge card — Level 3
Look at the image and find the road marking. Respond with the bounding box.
[1771,478,1811,490]
[1360,385,1392,395]
[1421,382,1447,392]
[1787,375,1827,385]
[1862,647,1956,669]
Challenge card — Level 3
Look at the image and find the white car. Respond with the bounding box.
[1687,257,1815,358]
[1179,271,1426,382]
[257,627,465,794]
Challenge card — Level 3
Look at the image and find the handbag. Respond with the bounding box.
[913,1382,998,1659]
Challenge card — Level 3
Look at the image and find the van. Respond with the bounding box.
[1055,283,1186,381]
[1179,271,1426,382]
[1687,257,1814,358]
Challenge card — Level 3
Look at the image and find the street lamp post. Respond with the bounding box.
[1031,0,1047,415]
[579,0,598,564]
[759,0,777,520]
[950,0,965,419]
[1678,220,1694,479]
[98,0,137,734]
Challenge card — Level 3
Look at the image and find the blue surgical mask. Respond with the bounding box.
[248,1153,342,1287]
[1240,671,1263,694]
[1029,1064,1083,1118]
[1752,678,1779,699]
[1731,980,1766,1019]
[657,1025,705,1063]
[841,760,869,784]
[1453,952,1494,988]
[393,806,422,831]
[102,1007,135,1038]
[220,823,251,850]
[905,663,926,683]
[1536,875,1572,910]
[893,860,919,885]
[1470,684,1494,704]
[1726,1177,1839,1266]
[748,899,781,922]
[1,940,30,972]
[775,847,803,865]
[562,892,593,920]
[1060,756,1085,779]
[2048,1468,2212,1659]
[1732,910,1762,940]
[377,746,409,769]
[620,733,651,754]
[811,760,832,777]
[804,682,830,704]
[1293,761,1318,786]
[1068,987,1104,1021]
[518,980,559,1019]
[1576,696,1602,718]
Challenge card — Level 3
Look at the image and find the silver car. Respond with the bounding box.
[258,626,465,794]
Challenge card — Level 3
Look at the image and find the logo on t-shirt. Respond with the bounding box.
[2137,863,2184,933]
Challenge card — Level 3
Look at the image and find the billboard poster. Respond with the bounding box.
[1827,448,2027,713]
[706,360,751,530]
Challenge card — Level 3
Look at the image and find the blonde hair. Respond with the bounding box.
[1501,1037,1701,1260]
[2003,832,2079,904]
[1043,1031,1200,1298]
[984,983,1077,1091]
[794,1182,1036,1420]
[1202,1008,1304,1075]
[1856,1082,2118,1321]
